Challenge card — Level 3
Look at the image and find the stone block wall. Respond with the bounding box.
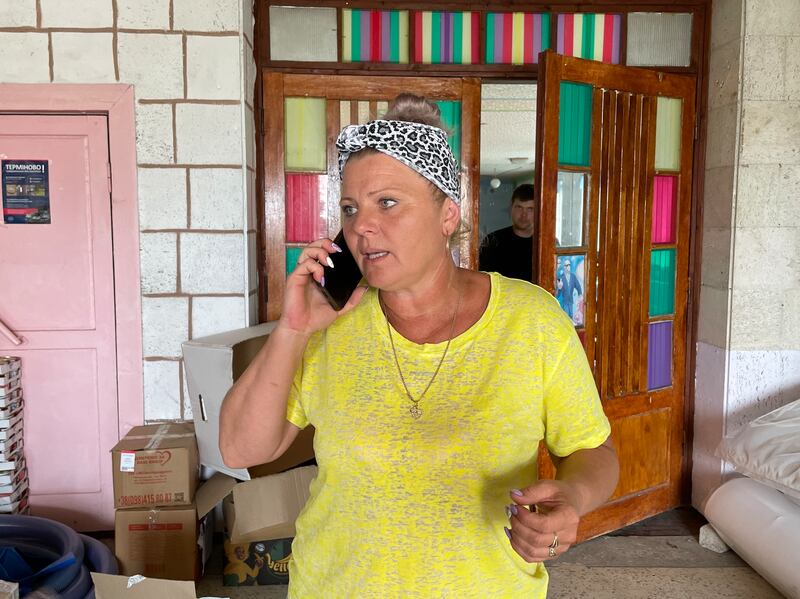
[0,0,260,421]
[693,0,800,508]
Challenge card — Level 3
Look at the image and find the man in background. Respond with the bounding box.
[479,183,536,282]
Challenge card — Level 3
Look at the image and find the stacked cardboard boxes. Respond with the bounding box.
[182,324,318,587]
[110,422,235,581]
[0,357,28,515]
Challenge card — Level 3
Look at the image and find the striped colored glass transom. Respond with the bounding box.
[485,13,551,65]
[558,82,592,167]
[342,9,409,63]
[556,13,621,64]
[413,11,479,64]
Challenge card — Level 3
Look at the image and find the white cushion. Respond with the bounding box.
[716,398,800,500]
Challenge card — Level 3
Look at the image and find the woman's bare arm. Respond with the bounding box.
[218,324,309,468]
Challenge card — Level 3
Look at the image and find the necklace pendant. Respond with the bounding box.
[409,404,422,419]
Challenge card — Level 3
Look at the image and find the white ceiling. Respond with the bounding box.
[479,83,537,179]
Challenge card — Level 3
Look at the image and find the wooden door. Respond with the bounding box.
[0,114,119,530]
[260,73,480,320]
[535,52,696,540]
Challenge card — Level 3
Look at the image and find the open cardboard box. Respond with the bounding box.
[221,465,316,586]
[182,323,315,481]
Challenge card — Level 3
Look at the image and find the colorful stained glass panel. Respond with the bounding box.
[627,12,692,67]
[285,174,328,243]
[652,175,677,244]
[269,6,338,62]
[556,171,586,248]
[285,97,326,172]
[413,11,479,64]
[286,246,303,277]
[655,97,682,171]
[556,13,621,64]
[342,9,409,63]
[485,13,551,65]
[649,249,676,316]
[558,82,592,167]
[436,101,461,162]
[647,321,673,390]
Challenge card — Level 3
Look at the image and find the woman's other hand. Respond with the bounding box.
[503,479,582,562]
[281,238,367,335]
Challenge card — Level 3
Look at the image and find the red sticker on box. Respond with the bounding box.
[120,451,136,473]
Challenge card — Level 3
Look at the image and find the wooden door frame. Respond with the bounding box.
[0,84,144,437]
[259,72,480,321]
[535,52,696,538]
[253,1,713,510]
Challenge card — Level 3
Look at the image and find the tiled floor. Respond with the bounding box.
[193,509,784,598]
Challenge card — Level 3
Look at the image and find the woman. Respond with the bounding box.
[220,94,619,598]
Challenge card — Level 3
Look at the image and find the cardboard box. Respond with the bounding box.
[225,466,316,543]
[111,422,199,509]
[114,472,236,581]
[220,465,317,587]
[182,323,315,481]
[222,533,293,586]
[91,573,196,599]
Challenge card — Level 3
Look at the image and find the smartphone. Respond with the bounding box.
[314,230,363,311]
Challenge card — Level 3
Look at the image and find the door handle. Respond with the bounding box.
[0,316,22,346]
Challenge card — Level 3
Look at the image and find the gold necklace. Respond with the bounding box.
[381,288,462,420]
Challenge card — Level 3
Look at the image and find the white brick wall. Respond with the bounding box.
[118,33,184,99]
[52,33,116,83]
[138,168,188,229]
[134,104,174,164]
[0,1,258,422]
[189,169,243,229]
[143,360,181,420]
[186,36,241,100]
[176,104,243,164]
[0,33,50,83]
[192,296,246,338]
[40,0,113,28]
[117,0,170,30]
[695,0,800,511]
[181,233,245,293]
[142,297,190,357]
[0,0,36,27]
[173,0,239,32]
[139,233,178,293]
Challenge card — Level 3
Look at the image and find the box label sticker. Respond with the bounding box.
[120,451,136,472]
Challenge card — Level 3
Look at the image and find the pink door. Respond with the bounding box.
[0,115,119,530]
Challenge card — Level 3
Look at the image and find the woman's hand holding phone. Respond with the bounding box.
[281,235,367,336]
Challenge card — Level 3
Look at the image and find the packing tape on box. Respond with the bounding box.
[122,425,195,448]
[127,575,146,588]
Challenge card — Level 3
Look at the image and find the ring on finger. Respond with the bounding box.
[547,533,559,557]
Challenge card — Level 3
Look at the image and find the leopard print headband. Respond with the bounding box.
[336,119,461,203]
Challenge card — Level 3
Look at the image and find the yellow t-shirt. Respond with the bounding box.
[286,272,610,598]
